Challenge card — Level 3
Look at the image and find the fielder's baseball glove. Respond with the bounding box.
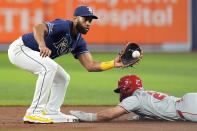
[119,42,142,67]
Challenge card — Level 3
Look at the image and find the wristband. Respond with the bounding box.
[100,60,114,71]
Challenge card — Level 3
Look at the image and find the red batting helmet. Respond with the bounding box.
[114,75,143,102]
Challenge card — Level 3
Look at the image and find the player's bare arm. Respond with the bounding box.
[78,52,124,72]
[70,106,125,121]
[33,23,51,57]
[96,106,125,121]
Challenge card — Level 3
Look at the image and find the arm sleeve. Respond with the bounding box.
[118,96,140,113]
[71,37,89,59]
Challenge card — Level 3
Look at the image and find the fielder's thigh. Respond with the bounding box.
[8,39,58,75]
[8,37,24,64]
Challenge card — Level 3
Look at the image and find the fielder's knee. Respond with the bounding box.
[64,72,70,83]
[46,62,58,73]
[36,62,58,76]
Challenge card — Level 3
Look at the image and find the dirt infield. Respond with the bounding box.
[0,106,197,131]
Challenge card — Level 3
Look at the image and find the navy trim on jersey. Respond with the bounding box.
[20,45,47,114]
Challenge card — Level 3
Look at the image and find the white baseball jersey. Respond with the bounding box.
[119,89,181,121]
[119,89,197,122]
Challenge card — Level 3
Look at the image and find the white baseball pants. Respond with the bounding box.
[176,93,197,122]
[8,37,70,115]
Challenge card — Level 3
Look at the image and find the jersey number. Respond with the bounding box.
[147,91,167,100]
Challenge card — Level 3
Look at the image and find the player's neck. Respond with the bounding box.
[72,24,78,39]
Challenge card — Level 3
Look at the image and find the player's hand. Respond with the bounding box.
[39,45,51,57]
[114,56,124,68]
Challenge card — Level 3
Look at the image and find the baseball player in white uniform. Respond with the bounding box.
[70,75,197,122]
[8,6,124,124]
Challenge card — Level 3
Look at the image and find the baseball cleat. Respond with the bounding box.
[23,111,79,123]
[23,114,53,124]
[42,110,79,123]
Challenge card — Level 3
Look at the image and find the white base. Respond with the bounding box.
[48,114,79,123]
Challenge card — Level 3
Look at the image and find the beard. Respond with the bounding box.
[76,21,88,34]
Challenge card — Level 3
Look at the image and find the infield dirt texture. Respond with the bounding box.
[1,106,197,131]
